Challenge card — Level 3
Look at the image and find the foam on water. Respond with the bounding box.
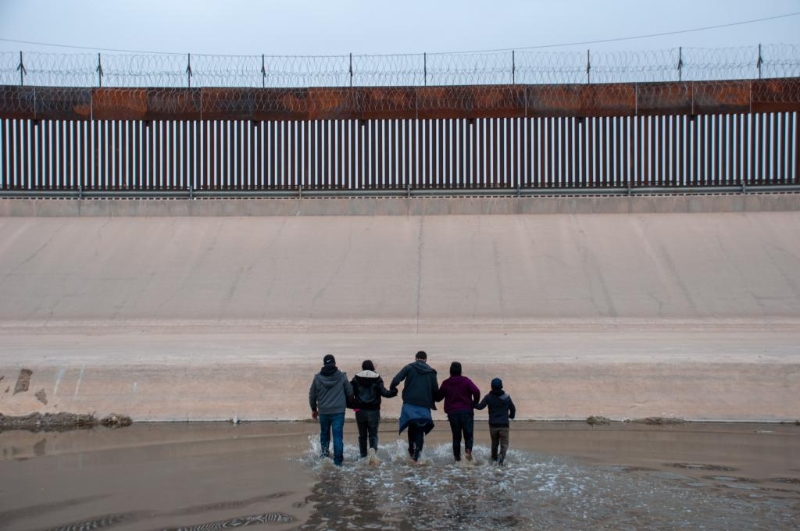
[296,435,798,530]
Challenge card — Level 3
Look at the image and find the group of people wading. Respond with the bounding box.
[308,351,516,466]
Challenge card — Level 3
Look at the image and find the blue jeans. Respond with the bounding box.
[318,412,345,466]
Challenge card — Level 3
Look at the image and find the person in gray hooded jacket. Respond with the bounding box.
[309,353,354,466]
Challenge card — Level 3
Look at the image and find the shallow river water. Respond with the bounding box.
[0,421,797,530]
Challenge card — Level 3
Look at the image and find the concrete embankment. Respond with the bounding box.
[1,195,799,422]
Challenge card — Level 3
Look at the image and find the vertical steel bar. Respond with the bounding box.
[525,117,532,188]
[635,116,643,187]
[676,115,684,186]
[252,120,261,190]
[1,119,9,189]
[92,120,101,190]
[613,116,625,186]
[586,117,594,187]
[696,116,704,185]
[376,119,383,188]
[764,113,772,183]
[304,120,310,189]
[114,120,121,189]
[392,119,399,188]
[35,120,44,189]
[794,111,799,184]
[424,119,431,188]
[359,120,366,189]
[594,117,602,186]
[773,112,780,183]
[714,114,728,185]
[282,121,289,189]
[214,121,222,190]
[650,116,658,186]
[268,121,275,189]
[11,120,19,189]
[545,118,553,186]
[564,117,573,187]
[438,119,445,187]
[743,114,751,186]
[69,121,78,189]
[603,116,610,186]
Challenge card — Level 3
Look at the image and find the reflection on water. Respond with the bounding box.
[297,437,798,531]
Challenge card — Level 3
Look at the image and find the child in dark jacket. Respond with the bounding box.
[474,377,516,465]
[350,360,397,459]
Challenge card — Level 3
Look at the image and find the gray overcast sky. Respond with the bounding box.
[1,0,799,56]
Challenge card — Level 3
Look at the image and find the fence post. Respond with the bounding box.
[677,47,683,81]
[186,53,193,88]
[349,53,353,87]
[424,53,427,86]
[96,53,103,87]
[512,50,516,85]
[16,51,26,86]
[757,44,763,79]
[261,54,266,88]
[586,49,591,84]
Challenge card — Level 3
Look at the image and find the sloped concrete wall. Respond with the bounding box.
[1,195,799,421]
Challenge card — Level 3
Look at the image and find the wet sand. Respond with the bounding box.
[1,421,797,530]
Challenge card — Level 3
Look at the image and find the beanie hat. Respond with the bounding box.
[450,361,462,376]
[491,378,503,390]
[323,354,336,366]
[415,351,427,361]
[362,359,375,371]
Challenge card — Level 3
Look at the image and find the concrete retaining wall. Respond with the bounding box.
[1,194,798,422]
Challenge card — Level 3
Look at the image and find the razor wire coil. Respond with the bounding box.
[1,45,798,88]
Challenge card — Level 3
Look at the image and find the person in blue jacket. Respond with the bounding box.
[475,377,516,465]
[390,351,439,463]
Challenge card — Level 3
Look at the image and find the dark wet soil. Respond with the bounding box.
[0,412,132,432]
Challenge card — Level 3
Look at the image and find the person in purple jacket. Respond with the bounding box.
[435,361,481,462]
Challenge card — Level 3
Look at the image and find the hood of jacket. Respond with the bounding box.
[317,367,344,388]
[410,360,437,375]
[355,369,380,380]
[490,389,509,399]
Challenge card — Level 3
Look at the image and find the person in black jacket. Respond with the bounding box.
[350,359,397,459]
[475,377,516,465]
[390,350,439,462]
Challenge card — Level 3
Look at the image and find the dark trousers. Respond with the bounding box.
[355,409,381,458]
[447,411,475,461]
[407,423,425,461]
[490,426,510,463]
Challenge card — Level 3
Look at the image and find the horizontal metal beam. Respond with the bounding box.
[3,186,800,200]
[1,78,798,121]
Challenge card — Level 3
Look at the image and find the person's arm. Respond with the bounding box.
[343,373,354,402]
[469,379,481,406]
[430,374,440,410]
[309,377,318,419]
[474,394,488,410]
[508,396,516,420]
[378,377,397,398]
[389,365,407,392]
[434,380,446,403]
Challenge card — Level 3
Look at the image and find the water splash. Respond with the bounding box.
[296,436,798,531]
